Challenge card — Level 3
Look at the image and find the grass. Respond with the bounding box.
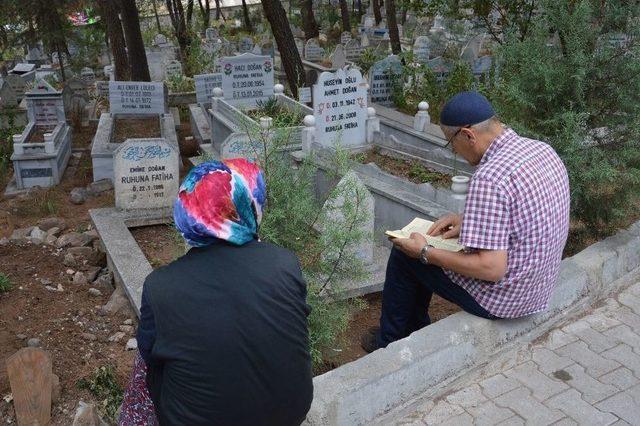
[0,273,12,293]
[246,98,305,128]
[77,365,124,422]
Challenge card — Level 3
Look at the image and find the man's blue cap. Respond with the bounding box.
[440,91,495,126]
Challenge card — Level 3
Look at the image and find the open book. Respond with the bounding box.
[385,218,464,252]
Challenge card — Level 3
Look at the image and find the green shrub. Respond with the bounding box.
[0,273,12,293]
[165,73,195,93]
[77,365,123,422]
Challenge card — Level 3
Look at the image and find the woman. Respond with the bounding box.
[119,159,313,425]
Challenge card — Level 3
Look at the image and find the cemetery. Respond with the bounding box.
[0,0,639,425]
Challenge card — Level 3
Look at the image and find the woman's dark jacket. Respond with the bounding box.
[136,239,313,426]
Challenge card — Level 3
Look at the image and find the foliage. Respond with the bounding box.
[77,365,123,422]
[392,53,445,118]
[184,35,217,75]
[0,115,23,188]
[0,273,11,293]
[355,48,383,76]
[165,73,195,93]
[490,0,640,232]
[445,61,474,99]
[68,25,106,73]
[249,98,305,128]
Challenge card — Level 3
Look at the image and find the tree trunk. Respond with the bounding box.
[119,0,151,81]
[187,0,195,28]
[339,0,351,32]
[385,0,401,54]
[215,0,224,20]
[99,0,130,80]
[261,0,305,98]
[242,0,253,32]
[301,0,319,39]
[151,0,162,32]
[197,0,211,30]
[372,0,382,25]
[166,0,194,75]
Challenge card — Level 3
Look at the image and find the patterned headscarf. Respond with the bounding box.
[173,158,266,246]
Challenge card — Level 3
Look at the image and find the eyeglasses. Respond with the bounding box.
[444,125,471,150]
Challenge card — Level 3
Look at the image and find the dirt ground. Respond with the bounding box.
[112,117,160,144]
[357,149,452,187]
[0,242,136,424]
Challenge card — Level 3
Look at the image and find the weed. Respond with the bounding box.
[0,273,12,293]
[77,365,123,422]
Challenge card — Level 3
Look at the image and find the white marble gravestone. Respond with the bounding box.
[330,45,347,69]
[194,73,222,105]
[220,53,275,108]
[109,81,166,115]
[369,55,402,106]
[4,74,26,101]
[312,67,368,148]
[239,37,254,54]
[341,32,353,45]
[413,36,430,63]
[205,27,219,40]
[345,39,364,61]
[304,39,325,62]
[165,60,183,77]
[80,67,96,83]
[0,79,18,109]
[114,138,179,210]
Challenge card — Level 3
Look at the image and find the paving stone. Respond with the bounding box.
[575,328,620,353]
[421,400,464,424]
[504,361,569,401]
[546,388,617,425]
[595,392,640,424]
[532,347,573,374]
[557,363,619,404]
[552,418,579,426]
[603,325,640,352]
[628,383,640,405]
[445,384,487,408]
[438,412,473,426]
[618,292,640,316]
[494,387,564,424]
[556,341,621,378]
[562,319,592,335]
[599,367,639,391]
[584,312,623,333]
[627,282,640,297]
[479,374,521,399]
[615,307,640,330]
[544,329,579,350]
[466,400,514,426]
[496,417,525,426]
[601,344,640,379]
[609,420,631,426]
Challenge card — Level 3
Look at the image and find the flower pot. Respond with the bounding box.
[451,175,470,200]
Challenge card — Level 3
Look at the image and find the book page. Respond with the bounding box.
[385,218,464,252]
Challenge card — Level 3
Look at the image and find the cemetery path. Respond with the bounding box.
[385,275,640,425]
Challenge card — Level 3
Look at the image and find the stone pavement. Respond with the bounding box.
[390,279,640,425]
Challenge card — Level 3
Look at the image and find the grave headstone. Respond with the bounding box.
[194,72,222,105]
[114,138,179,210]
[220,53,275,108]
[361,33,370,47]
[154,33,169,46]
[261,41,275,57]
[413,36,430,63]
[104,64,114,81]
[109,81,166,115]
[330,45,347,69]
[341,32,353,45]
[6,348,53,426]
[80,67,96,83]
[312,67,368,148]
[295,38,305,56]
[304,38,325,62]
[369,55,402,106]
[345,39,364,61]
[27,78,65,125]
[364,16,375,28]
[205,27,219,40]
[239,37,254,53]
[0,79,18,109]
[5,74,27,100]
[165,60,183,78]
[298,86,312,103]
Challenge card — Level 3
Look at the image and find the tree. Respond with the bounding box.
[301,0,320,39]
[241,0,253,32]
[165,0,194,75]
[98,0,129,80]
[214,0,225,20]
[339,0,352,31]
[261,0,305,97]
[34,0,71,81]
[151,0,162,32]
[197,0,211,30]
[372,0,382,24]
[459,0,538,43]
[119,0,151,81]
[385,0,401,53]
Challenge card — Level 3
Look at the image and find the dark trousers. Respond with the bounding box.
[377,248,499,347]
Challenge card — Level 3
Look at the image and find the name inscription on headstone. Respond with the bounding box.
[33,100,60,125]
[194,73,222,105]
[369,55,402,106]
[109,81,165,115]
[312,68,367,148]
[114,138,179,210]
[220,53,274,108]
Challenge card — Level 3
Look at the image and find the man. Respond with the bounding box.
[363,91,570,352]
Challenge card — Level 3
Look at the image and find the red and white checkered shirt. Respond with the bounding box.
[445,128,570,318]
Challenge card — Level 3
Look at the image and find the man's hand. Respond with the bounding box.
[390,232,427,259]
[427,213,462,239]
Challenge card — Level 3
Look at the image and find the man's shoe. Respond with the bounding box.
[361,329,381,353]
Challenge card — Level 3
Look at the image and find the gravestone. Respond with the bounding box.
[80,67,96,83]
[312,67,368,148]
[345,39,364,61]
[341,31,353,45]
[364,15,375,28]
[330,45,347,69]
[165,60,183,77]
[295,38,305,56]
[5,74,27,101]
[298,86,312,103]
[205,27,219,40]
[109,81,166,115]
[0,79,18,109]
[413,36,430,63]
[154,33,168,46]
[369,55,402,106]
[104,64,114,80]
[27,79,66,125]
[6,348,53,426]
[114,138,179,210]
[304,38,325,62]
[220,53,275,108]
[194,72,222,105]
[96,81,109,97]
[261,41,275,57]
[361,33,370,47]
[239,37,254,53]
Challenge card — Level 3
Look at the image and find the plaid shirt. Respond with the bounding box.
[445,128,570,318]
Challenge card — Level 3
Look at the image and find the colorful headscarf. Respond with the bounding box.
[173,158,266,246]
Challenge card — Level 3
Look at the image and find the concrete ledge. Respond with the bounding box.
[306,220,640,425]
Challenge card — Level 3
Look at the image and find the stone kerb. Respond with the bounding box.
[306,221,640,424]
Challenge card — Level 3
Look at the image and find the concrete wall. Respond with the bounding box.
[306,221,640,425]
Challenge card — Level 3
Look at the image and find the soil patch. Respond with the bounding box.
[356,150,451,187]
[130,224,187,269]
[112,117,160,144]
[72,123,98,149]
[27,127,51,143]
[0,242,136,424]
